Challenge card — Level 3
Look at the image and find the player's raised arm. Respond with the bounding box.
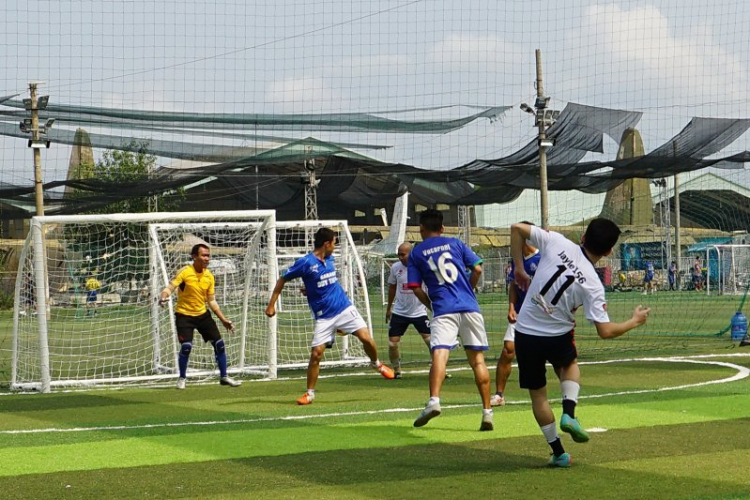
[594,305,650,339]
[510,223,533,291]
[265,277,288,317]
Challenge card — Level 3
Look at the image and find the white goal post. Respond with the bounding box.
[12,212,371,392]
[706,244,750,295]
[12,211,277,392]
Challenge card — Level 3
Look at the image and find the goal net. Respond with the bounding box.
[706,245,750,296]
[12,211,277,392]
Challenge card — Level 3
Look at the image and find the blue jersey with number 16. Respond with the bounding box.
[407,236,482,317]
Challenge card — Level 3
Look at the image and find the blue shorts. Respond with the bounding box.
[86,291,98,302]
[643,273,653,283]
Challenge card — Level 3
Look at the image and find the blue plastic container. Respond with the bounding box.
[730,312,748,341]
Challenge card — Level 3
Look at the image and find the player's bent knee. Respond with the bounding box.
[180,342,193,357]
[212,339,225,354]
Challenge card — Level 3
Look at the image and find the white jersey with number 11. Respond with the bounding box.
[515,226,610,337]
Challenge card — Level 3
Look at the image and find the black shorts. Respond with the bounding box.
[515,330,577,390]
[388,313,430,337]
[175,311,221,343]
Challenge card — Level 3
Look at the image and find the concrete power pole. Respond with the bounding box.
[520,51,558,229]
[22,82,53,216]
[458,205,472,244]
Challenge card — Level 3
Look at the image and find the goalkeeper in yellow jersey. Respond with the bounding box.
[159,243,241,390]
[85,274,101,316]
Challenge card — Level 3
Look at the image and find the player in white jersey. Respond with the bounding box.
[386,242,431,379]
[511,219,650,467]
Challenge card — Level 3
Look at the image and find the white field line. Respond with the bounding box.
[1,354,748,436]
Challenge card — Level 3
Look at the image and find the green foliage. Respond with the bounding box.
[89,141,183,215]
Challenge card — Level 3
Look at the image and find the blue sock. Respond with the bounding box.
[178,342,192,378]
[213,339,227,377]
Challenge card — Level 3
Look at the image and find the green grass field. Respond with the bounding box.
[1,291,750,499]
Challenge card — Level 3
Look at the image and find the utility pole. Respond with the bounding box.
[21,82,53,216]
[458,205,472,244]
[520,50,558,229]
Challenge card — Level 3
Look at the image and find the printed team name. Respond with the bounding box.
[557,251,587,283]
[422,244,450,256]
[317,271,339,288]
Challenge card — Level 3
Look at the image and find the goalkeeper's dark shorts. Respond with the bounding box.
[515,330,577,390]
[175,311,221,343]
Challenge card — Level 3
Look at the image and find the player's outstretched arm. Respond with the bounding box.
[158,283,176,308]
[265,277,288,317]
[595,305,650,339]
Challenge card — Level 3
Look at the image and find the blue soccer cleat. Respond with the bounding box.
[548,452,572,467]
[560,414,590,443]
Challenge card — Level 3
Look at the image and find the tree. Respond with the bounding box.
[91,141,182,214]
[65,141,185,288]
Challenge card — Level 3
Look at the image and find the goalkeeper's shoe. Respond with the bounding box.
[413,400,441,427]
[296,392,315,405]
[220,376,241,387]
[548,452,572,468]
[560,414,590,443]
[176,377,187,390]
[373,362,395,379]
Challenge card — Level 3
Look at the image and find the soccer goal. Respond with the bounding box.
[12,211,277,392]
[707,244,750,295]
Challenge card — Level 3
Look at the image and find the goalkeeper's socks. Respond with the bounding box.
[178,342,192,378]
[213,339,228,378]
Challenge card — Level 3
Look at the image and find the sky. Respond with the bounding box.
[1,0,749,225]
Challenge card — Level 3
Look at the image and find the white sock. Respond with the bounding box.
[560,380,580,403]
[307,389,315,396]
[541,422,559,443]
[371,360,382,368]
[483,408,493,416]
[428,397,440,406]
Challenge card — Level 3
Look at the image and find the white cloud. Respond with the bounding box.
[430,32,525,69]
[266,76,341,113]
[579,3,749,107]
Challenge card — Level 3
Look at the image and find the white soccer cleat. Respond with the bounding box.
[480,412,494,432]
[413,400,441,427]
[220,376,241,387]
[176,377,187,390]
[490,393,505,407]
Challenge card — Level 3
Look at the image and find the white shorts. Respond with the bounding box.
[503,322,516,343]
[311,305,368,348]
[430,312,489,351]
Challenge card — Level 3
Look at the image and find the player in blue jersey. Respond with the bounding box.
[407,209,493,431]
[265,228,394,405]
[491,226,540,407]
[643,260,655,295]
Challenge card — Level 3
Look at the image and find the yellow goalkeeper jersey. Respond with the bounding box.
[85,277,101,291]
[171,265,215,316]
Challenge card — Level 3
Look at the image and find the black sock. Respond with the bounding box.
[562,399,576,419]
[549,438,565,457]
